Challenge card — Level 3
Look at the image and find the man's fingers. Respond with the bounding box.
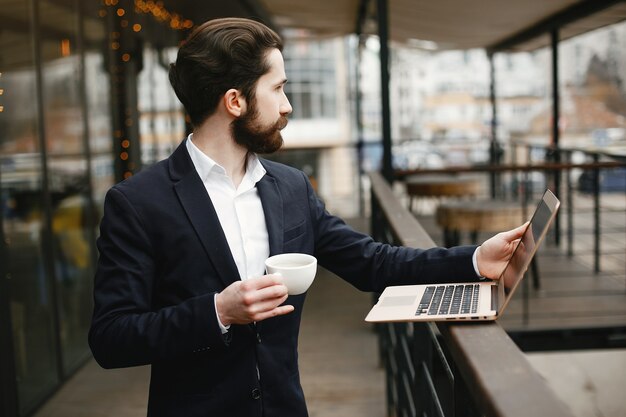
[240,281,288,306]
[253,304,295,322]
[500,221,529,241]
[245,295,291,321]
[241,274,285,291]
[255,283,289,301]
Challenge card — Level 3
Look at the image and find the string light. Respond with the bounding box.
[133,0,194,30]
[98,0,196,180]
[61,39,71,57]
[0,72,3,113]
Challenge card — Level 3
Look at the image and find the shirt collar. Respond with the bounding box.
[186,133,266,185]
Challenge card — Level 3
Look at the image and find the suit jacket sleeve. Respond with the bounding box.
[303,172,479,292]
[88,186,228,369]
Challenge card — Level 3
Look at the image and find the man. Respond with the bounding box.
[89,17,526,417]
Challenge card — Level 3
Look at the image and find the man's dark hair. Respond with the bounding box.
[169,18,283,127]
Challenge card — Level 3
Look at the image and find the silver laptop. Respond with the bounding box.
[365,189,560,323]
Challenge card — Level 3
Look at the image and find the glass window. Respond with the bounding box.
[558,21,626,149]
[39,0,93,376]
[139,46,185,165]
[84,5,114,209]
[494,35,552,195]
[0,0,60,414]
[283,38,338,120]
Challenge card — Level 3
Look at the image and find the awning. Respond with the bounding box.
[258,0,626,51]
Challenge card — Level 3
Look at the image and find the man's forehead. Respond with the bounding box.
[264,49,287,79]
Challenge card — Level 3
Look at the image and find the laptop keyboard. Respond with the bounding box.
[415,284,480,316]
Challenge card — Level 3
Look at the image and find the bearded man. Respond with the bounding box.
[89,17,526,417]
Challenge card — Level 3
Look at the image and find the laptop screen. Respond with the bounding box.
[497,190,560,312]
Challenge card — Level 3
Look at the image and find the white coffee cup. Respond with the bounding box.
[265,253,317,295]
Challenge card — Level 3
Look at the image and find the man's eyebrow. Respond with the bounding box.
[278,78,288,85]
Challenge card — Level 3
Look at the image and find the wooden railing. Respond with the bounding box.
[369,171,575,417]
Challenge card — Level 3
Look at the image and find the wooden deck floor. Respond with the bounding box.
[500,246,626,331]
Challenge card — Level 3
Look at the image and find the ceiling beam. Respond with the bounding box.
[239,0,278,32]
[487,0,625,53]
[355,0,370,36]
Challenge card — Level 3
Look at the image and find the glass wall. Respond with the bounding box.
[0,0,60,414]
[84,2,114,211]
[39,0,93,377]
[0,0,112,415]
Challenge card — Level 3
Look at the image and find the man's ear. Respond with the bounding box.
[223,88,245,117]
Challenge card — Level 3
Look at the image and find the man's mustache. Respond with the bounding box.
[277,116,288,130]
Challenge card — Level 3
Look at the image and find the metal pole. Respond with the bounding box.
[566,151,574,257]
[489,53,498,198]
[355,36,365,216]
[551,29,561,246]
[593,153,601,273]
[377,0,393,183]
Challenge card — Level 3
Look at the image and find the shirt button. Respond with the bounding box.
[251,388,261,400]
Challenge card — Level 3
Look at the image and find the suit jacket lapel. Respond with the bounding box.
[256,173,284,257]
[169,140,240,289]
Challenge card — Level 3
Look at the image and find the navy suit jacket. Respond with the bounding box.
[89,139,478,417]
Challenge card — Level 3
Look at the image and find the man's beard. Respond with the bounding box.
[231,101,287,154]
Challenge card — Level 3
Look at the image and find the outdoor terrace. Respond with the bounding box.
[31,173,626,417]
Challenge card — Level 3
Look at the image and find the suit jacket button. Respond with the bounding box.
[256,333,261,344]
[251,388,261,400]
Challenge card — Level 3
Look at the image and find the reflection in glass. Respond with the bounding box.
[39,0,93,375]
[0,0,59,413]
[83,2,114,215]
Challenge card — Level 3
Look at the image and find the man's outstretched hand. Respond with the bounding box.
[476,222,529,279]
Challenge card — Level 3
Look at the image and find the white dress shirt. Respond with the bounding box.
[186,135,270,331]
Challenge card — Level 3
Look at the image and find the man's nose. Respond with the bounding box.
[280,96,292,115]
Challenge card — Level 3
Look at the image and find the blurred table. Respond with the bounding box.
[435,199,540,288]
[435,199,524,245]
[405,175,481,213]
